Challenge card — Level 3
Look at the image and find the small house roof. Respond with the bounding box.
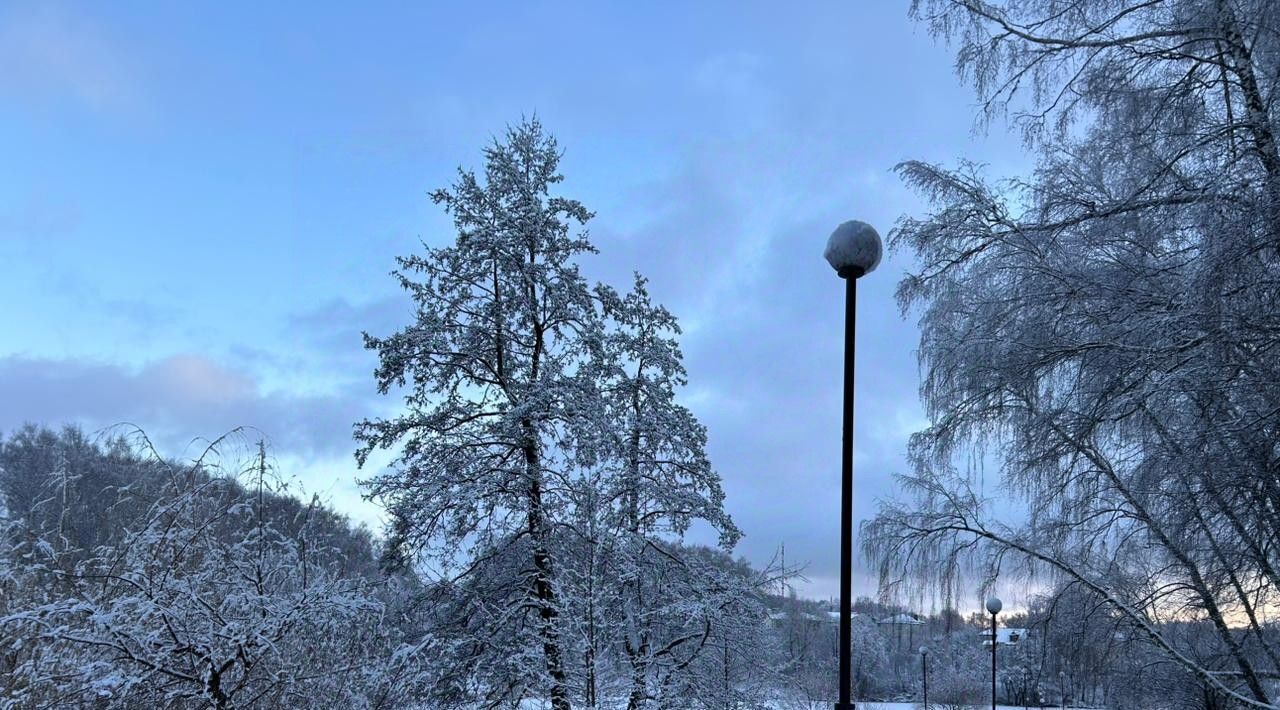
[980,628,1028,645]
[878,613,924,626]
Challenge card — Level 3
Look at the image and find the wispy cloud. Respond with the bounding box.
[0,3,147,117]
[0,354,370,458]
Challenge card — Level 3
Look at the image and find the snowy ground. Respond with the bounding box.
[515,702,1098,709]
[855,705,1096,710]
[855,706,1095,710]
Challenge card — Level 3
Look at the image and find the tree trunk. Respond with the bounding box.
[627,642,649,710]
[1216,0,1280,251]
[524,435,570,710]
[625,412,648,710]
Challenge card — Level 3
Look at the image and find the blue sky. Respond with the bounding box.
[0,1,1027,601]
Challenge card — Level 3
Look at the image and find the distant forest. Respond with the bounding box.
[1,424,1238,709]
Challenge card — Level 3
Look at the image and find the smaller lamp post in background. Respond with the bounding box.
[986,596,1002,710]
[1059,670,1067,710]
[919,645,929,710]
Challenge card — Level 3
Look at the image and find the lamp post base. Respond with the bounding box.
[833,704,856,709]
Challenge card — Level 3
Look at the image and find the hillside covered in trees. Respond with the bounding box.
[5,426,1247,709]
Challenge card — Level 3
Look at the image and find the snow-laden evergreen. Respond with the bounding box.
[354,119,765,709]
[355,117,598,710]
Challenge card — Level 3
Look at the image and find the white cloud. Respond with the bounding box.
[0,353,371,458]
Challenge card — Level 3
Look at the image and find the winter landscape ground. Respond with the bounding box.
[5,0,1280,708]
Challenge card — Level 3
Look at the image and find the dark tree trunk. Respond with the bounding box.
[524,436,570,710]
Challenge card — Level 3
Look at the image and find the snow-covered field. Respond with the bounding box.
[842,705,1100,710]
[858,704,1091,710]
[515,702,1098,709]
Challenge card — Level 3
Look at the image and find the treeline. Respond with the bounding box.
[0,425,819,708]
[777,588,1280,709]
[10,424,1240,709]
[995,584,1280,710]
[0,424,1011,709]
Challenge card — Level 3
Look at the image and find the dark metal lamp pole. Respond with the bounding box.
[987,596,1002,710]
[824,221,882,710]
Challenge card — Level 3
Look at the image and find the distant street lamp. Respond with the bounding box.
[987,596,1003,710]
[920,645,929,709]
[1060,670,1067,710]
[824,220,882,710]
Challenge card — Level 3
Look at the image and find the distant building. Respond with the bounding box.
[877,613,925,627]
[980,627,1028,647]
[766,609,865,625]
[822,610,867,624]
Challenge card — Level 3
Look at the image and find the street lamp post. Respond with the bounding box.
[920,646,929,710]
[824,220,882,710]
[987,596,1002,710]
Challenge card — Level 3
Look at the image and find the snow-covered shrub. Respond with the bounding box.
[0,427,419,709]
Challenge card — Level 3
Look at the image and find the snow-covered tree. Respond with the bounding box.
[636,546,778,710]
[926,635,988,709]
[866,1,1280,707]
[355,117,599,709]
[1,429,416,709]
[1020,582,1130,708]
[582,274,743,709]
[356,119,757,709]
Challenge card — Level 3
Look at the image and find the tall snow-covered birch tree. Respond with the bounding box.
[865,1,1280,707]
[355,118,596,710]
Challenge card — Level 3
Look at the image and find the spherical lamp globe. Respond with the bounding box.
[824,220,882,279]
